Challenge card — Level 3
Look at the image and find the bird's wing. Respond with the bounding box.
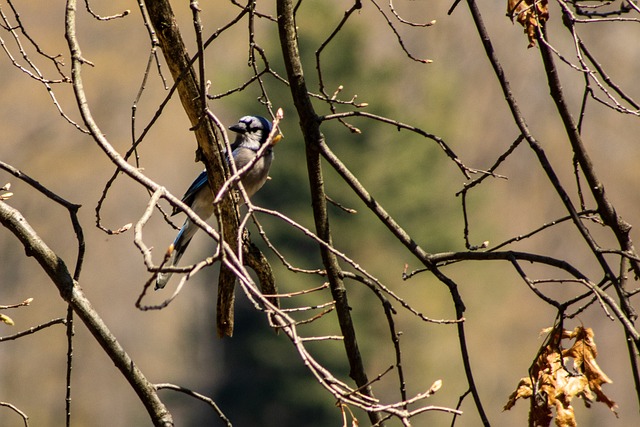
[172,170,208,216]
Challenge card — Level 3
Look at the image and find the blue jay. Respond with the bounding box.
[155,115,275,289]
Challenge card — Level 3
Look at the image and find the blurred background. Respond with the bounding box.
[1,1,640,426]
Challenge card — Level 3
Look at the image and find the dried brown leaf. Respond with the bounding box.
[503,377,532,411]
[504,324,618,425]
[507,0,549,48]
[554,400,577,427]
[563,327,618,415]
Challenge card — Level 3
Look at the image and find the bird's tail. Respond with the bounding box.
[155,219,196,290]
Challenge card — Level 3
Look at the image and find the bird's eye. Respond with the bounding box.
[241,120,259,133]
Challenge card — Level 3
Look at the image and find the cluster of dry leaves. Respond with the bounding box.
[504,325,618,426]
[507,0,550,47]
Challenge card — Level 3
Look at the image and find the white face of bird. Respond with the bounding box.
[229,116,273,147]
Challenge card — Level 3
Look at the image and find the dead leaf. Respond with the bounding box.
[503,377,532,411]
[504,324,618,426]
[507,0,549,48]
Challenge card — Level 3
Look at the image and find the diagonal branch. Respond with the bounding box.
[142,0,240,337]
[537,24,640,354]
[276,0,383,425]
[0,200,173,427]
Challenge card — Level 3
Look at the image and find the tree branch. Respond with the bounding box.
[142,0,240,337]
[276,1,383,425]
[0,200,173,427]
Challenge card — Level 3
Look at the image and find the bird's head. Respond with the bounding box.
[229,115,276,150]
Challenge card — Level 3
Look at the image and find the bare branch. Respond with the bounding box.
[0,200,173,426]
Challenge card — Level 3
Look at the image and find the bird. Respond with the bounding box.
[155,115,276,290]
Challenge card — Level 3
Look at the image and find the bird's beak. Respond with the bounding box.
[229,122,247,134]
